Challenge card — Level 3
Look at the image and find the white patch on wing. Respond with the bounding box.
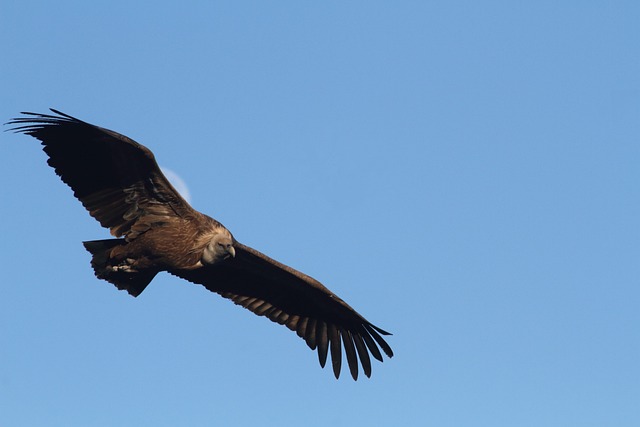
[161,167,192,203]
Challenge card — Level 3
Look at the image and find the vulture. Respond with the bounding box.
[7,109,393,380]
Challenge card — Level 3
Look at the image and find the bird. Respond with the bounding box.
[7,109,393,380]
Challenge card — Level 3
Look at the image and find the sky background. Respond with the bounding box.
[1,1,639,426]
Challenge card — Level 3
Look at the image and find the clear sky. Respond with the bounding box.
[1,1,638,426]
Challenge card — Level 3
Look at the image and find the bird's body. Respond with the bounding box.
[83,213,230,296]
[8,109,393,380]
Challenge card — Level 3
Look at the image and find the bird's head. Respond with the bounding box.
[202,230,236,265]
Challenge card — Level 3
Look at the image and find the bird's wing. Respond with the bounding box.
[171,242,393,380]
[7,109,198,239]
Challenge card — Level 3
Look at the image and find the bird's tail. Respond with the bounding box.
[83,239,157,297]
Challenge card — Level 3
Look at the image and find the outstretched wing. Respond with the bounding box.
[172,242,394,380]
[7,109,196,239]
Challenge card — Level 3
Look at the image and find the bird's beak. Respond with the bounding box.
[229,246,236,258]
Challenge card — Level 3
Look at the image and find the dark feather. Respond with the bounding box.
[341,329,359,380]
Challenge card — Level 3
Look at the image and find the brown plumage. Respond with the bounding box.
[7,109,393,380]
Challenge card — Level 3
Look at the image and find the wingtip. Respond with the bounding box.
[49,108,70,118]
[370,323,393,336]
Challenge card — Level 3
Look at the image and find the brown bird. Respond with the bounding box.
[7,109,393,380]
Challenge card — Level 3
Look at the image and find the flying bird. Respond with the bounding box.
[7,109,393,380]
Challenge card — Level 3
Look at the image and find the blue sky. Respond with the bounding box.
[1,1,638,426]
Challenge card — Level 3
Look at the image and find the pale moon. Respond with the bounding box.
[161,167,192,203]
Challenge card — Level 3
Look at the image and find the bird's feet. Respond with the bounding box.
[107,258,139,273]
